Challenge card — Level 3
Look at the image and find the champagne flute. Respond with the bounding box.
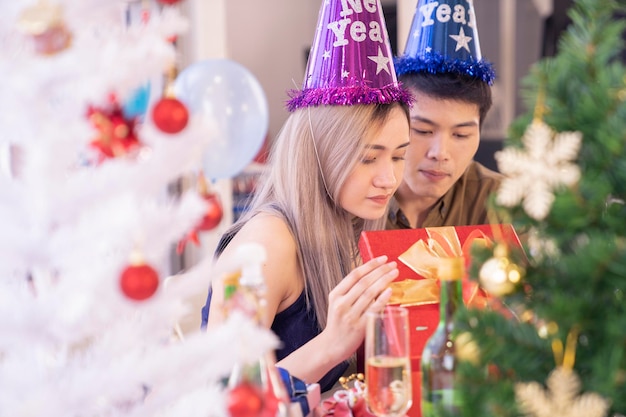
[365,306,412,417]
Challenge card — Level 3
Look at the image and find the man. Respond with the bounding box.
[388,0,502,229]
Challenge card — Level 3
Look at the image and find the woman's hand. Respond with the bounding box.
[275,255,398,384]
[322,255,398,363]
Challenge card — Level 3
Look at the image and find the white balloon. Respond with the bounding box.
[174,59,269,179]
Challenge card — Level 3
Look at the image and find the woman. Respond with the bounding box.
[202,102,410,391]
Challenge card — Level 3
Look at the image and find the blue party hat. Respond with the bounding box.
[395,0,495,84]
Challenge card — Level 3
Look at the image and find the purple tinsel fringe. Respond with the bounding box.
[286,84,414,112]
[394,53,496,85]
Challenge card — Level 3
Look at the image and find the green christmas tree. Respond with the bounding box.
[455,0,626,416]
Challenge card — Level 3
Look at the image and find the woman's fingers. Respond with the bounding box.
[370,287,393,312]
[348,264,398,314]
[329,257,398,317]
[332,255,389,295]
[323,259,399,362]
[335,257,397,298]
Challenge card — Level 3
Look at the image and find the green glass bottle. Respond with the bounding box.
[421,257,464,417]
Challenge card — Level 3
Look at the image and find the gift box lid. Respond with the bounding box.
[358,224,522,281]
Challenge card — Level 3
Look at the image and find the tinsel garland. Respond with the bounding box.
[286,84,414,112]
[394,52,496,85]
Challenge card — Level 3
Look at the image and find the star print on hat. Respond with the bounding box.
[395,0,496,84]
[287,0,412,111]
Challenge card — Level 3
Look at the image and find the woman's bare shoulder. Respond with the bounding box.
[234,212,296,252]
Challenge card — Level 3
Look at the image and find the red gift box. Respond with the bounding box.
[357,224,522,417]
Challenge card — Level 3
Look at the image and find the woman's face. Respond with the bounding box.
[338,106,410,220]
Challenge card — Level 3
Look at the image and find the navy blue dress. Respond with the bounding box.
[201,230,349,392]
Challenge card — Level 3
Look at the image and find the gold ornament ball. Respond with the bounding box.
[456,331,480,364]
[479,251,524,297]
[18,1,72,55]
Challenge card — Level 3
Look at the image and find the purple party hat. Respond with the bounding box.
[287,0,412,111]
[395,0,495,84]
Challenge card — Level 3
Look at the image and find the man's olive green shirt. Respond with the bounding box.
[387,161,503,229]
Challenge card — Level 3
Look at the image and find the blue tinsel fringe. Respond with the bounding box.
[394,53,496,85]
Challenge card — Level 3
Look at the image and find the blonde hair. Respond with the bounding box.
[225,102,408,330]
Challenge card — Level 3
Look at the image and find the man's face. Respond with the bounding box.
[397,89,481,204]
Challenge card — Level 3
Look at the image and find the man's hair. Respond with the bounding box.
[399,72,493,126]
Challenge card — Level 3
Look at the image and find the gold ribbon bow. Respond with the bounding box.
[388,226,492,307]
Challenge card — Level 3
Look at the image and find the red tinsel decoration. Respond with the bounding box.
[87,98,140,160]
[176,173,223,253]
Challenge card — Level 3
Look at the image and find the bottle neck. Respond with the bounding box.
[438,278,463,328]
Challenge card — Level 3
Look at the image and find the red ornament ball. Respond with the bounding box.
[157,0,183,4]
[152,97,189,134]
[120,263,159,301]
[227,382,264,417]
[197,193,223,231]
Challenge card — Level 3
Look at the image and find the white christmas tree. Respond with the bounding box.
[0,1,277,416]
